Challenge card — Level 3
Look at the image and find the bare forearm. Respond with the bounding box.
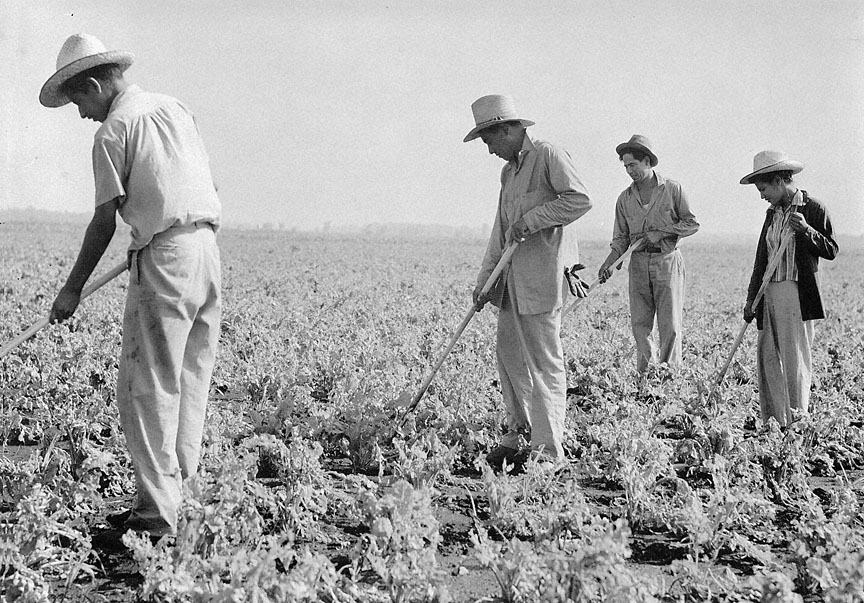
[63,211,117,294]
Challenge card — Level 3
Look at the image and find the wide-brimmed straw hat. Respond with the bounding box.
[739,150,804,184]
[463,95,535,143]
[40,33,134,108]
[615,134,658,167]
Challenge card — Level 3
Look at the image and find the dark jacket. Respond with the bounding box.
[747,191,838,330]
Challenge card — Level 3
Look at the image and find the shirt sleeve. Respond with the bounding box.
[667,182,699,238]
[609,192,632,256]
[522,145,591,233]
[477,198,506,289]
[92,134,127,208]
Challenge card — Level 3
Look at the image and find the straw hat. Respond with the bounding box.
[739,150,804,184]
[40,34,134,108]
[615,134,658,167]
[463,95,535,143]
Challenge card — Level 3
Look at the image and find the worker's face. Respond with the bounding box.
[622,153,653,183]
[480,124,520,162]
[68,79,111,122]
[755,179,788,207]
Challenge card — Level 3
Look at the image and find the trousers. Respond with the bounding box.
[496,280,566,459]
[116,224,221,535]
[758,280,814,427]
[628,248,685,372]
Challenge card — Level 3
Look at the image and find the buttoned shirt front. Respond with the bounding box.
[477,132,591,314]
[92,85,221,251]
[610,172,699,256]
[766,189,804,282]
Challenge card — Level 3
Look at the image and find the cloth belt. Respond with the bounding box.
[643,246,662,253]
[128,221,215,282]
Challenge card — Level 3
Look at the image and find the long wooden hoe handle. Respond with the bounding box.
[709,228,794,397]
[0,260,128,360]
[400,241,520,424]
[562,238,644,318]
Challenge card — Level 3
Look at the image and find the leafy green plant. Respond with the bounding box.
[350,479,450,603]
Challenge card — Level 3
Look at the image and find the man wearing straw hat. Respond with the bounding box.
[598,135,699,375]
[740,150,837,427]
[41,34,221,540]
[466,94,591,471]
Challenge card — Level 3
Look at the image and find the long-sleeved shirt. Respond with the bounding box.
[477,132,592,314]
[609,172,699,256]
[93,85,221,251]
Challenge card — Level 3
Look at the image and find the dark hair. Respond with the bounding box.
[618,148,650,163]
[749,170,794,185]
[60,63,123,96]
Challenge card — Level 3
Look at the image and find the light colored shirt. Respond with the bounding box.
[92,85,221,251]
[767,189,804,282]
[610,172,699,256]
[477,132,591,314]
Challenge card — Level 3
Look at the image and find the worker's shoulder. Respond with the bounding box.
[530,137,571,156]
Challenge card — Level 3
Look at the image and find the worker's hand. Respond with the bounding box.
[597,263,612,284]
[597,259,623,283]
[743,299,756,323]
[505,218,529,245]
[473,286,490,312]
[788,212,810,233]
[49,287,81,323]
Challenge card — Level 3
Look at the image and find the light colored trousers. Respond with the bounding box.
[628,249,685,372]
[117,224,221,535]
[496,285,566,459]
[758,281,814,427]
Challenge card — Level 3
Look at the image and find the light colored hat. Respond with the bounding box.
[40,33,135,108]
[739,150,804,184]
[463,94,535,143]
[616,134,658,167]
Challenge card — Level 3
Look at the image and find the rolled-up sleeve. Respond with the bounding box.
[668,183,699,238]
[92,134,127,208]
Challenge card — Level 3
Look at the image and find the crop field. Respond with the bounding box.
[2,220,863,602]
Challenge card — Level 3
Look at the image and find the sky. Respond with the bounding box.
[1,0,862,238]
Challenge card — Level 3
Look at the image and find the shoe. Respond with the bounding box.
[487,446,531,475]
[91,528,128,551]
[105,509,132,530]
[486,445,520,471]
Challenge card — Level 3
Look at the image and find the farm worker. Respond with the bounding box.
[740,151,837,427]
[466,94,592,470]
[41,34,221,538]
[598,135,699,374]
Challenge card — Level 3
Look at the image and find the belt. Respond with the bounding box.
[643,246,662,253]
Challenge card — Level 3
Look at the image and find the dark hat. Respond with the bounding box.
[615,134,658,167]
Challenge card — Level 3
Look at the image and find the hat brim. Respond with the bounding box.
[40,51,135,108]
[615,142,658,167]
[739,160,804,185]
[463,118,535,143]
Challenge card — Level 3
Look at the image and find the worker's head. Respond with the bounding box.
[739,151,803,206]
[40,33,134,117]
[478,121,527,162]
[60,63,126,122]
[750,171,796,206]
[464,95,534,161]
[619,150,654,184]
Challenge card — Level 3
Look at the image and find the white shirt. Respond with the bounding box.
[92,85,221,251]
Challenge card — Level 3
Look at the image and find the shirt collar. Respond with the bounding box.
[771,189,805,215]
[108,84,141,114]
[508,131,537,171]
